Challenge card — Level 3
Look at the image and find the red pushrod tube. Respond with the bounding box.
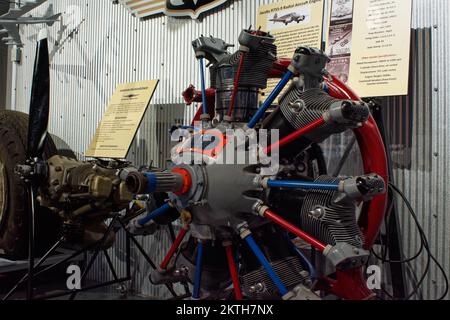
[225,245,243,300]
[160,227,189,270]
[264,117,326,154]
[228,52,246,118]
[262,208,327,252]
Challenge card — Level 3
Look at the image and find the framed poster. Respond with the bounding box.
[327,0,412,97]
[86,80,159,159]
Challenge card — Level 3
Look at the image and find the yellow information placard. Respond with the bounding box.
[347,0,412,97]
[257,0,325,96]
[85,80,159,159]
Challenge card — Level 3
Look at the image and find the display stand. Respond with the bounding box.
[2,210,191,300]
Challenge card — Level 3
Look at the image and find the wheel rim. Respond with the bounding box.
[0,159,7,225]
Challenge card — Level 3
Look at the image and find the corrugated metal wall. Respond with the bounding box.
[0,2,10,108]
[9,0,450,299]
[385,0,450,300]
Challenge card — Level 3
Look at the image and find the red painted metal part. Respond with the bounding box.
[225,245,243,300]
[266,60,388,300]
[317,269,376,300]
[183,85,216,106]
[171,167,193,196]
[263,209,327,252]
[325,75,389,249]
[160,227,189,270]
[228,52,246,117]
[268,58,292,78]
[192,104,216,123]
[183,85,216,123]
[264,117,326,154]
[325,77,389,300]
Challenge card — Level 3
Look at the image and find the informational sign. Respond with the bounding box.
[327,0,412,97]
[257,0,325,96]
[120,0,228,19]
[86,80,159,159]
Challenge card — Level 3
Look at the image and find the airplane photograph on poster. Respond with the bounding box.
[267,5,311,30]
[331,0,353,22]
[269,12,307,25]
[328,23,352,56]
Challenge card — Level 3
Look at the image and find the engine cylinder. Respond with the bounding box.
[215,85,259,122]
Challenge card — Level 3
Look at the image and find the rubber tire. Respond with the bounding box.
[0,110,61,260]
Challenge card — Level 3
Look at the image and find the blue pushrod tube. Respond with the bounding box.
[292,245,317,281]
[244,234,289,296]
[287,237,317,280]
[247,70,294,129]
[267,180,339,191]
[199,58,208,115]
[193,241,204,299]
[137,203,171,226]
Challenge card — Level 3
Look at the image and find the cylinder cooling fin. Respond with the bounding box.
[219,40,277,89]
[280,88,339,128]
[300,176,364,248]
[278,87,370,143]
[241,256,308,300]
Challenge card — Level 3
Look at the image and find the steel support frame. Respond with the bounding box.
[2,214,188,300]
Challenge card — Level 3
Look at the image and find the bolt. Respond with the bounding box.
[249,283,264,293]
[300,270,310,278]
[309,207,324,219]
[288,100,304,112]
